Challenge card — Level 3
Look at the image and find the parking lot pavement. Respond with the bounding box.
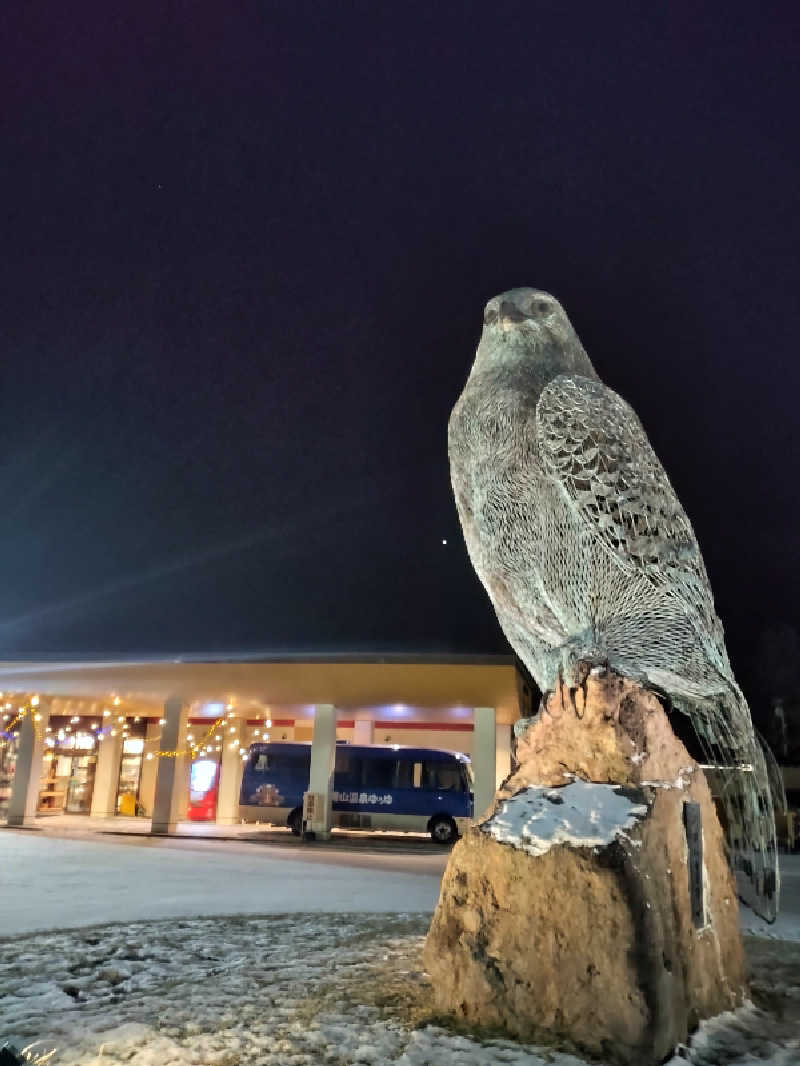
[0,826,447,935]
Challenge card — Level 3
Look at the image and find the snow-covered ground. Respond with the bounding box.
[1,831,798,1065]
[2,913,798,1066]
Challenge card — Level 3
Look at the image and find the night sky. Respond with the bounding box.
[0,4,797,702]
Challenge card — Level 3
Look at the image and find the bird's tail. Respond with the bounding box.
[687,686,779,922]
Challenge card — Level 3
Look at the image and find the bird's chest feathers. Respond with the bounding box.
[453,383,535,478]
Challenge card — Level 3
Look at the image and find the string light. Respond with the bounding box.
[152,714,227,759]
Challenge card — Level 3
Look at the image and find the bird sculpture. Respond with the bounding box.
[448,287,778,920]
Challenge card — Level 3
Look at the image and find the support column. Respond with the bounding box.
[472,706,497,822]
[90,726,124,818]
[216,717,243,824]
[151,698,189,834]
[352,718,374,745]
[305,704,336,839]
[7,702,50,827]
[496,721,512,789]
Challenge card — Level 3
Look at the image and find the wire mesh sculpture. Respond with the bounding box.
[448,287,778,920]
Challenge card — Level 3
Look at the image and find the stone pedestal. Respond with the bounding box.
[424,669,745,1066]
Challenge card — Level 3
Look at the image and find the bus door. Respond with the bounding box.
[332,748,370,828]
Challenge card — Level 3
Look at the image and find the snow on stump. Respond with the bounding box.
[423,668,746,1066]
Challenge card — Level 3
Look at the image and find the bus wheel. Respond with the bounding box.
[287,808,302,836]
[429,815,458,845]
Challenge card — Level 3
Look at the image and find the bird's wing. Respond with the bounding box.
[534,373,720,638]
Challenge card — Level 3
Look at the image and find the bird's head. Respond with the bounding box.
[473,287,597,384]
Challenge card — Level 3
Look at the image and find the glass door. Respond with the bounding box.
[0,737,18,819]
[117,738,144,815]
[65,754,97,813]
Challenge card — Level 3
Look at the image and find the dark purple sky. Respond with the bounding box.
[0,3,797,699]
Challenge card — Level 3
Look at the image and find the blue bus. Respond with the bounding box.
[239,741,473,843]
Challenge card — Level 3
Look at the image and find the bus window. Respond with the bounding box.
[335,749,363,786]
[422,761,464,792]
[253,750,310,773]
[413,761,422,788]
[363,758,394,788]
[395,758,415,788]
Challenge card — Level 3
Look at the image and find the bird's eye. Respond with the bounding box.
[535,301,550,314]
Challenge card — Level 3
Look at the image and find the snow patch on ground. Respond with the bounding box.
[482,779,648,857]
[1,914,797,1066]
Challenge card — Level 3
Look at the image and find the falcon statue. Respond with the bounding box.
[448,287,778,920]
